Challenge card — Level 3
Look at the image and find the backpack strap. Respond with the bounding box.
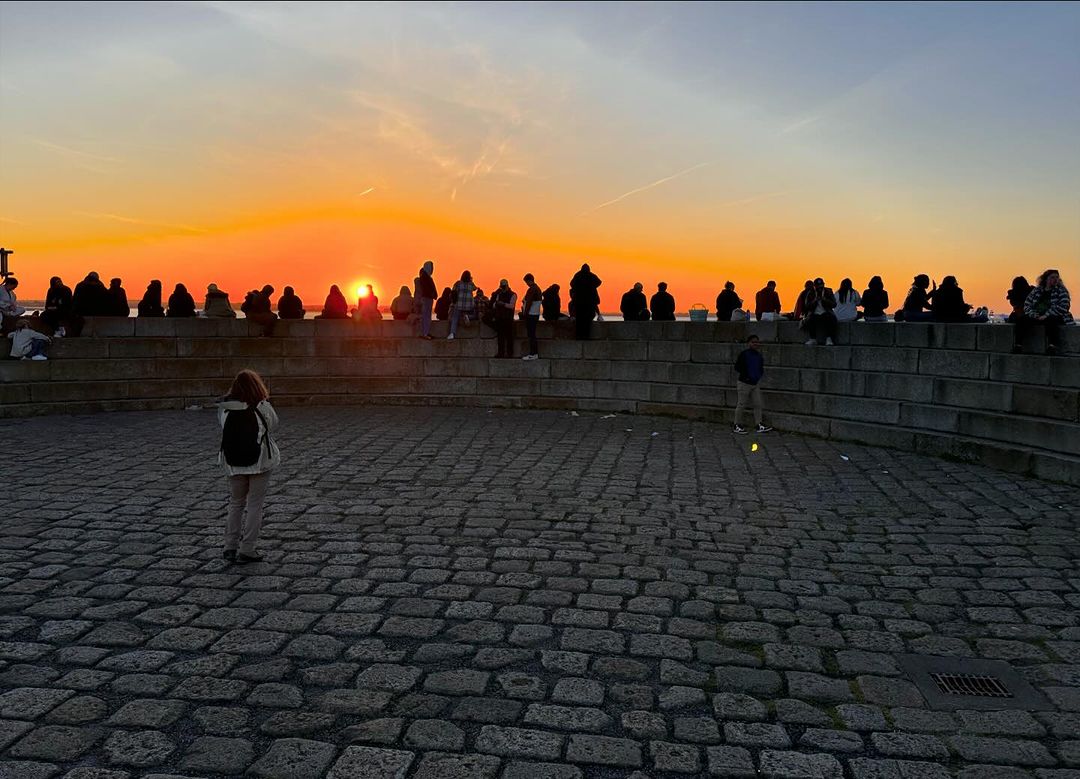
[252,405,272,457]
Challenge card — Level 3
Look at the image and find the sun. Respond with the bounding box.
[356,283,370,299]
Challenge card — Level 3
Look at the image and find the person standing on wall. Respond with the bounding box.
[733,335,772,435]
[569,263,602,340]
[218,369,280,564]
[521,273,543,360]
[414,261,437,339]
[492,279,518,358]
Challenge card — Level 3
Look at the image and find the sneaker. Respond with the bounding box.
[804,339,817,346]
[55,328,65,338]
[235,552,264,564]
[825,338,834,346]
[31,355,48,361]
[222,549,237,562]
[756,424,773,433]
[522,354,538,361]
[733,425,748,435]
[447,333,455,340]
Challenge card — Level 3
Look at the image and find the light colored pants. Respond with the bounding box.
[226,472,270,555]
[419,298,434,336]
[735,381,763,427]
[449,306,475,336]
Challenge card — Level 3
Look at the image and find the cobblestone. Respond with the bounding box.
[0,407,1077,776]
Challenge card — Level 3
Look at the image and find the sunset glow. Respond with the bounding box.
[1,2,1077,311]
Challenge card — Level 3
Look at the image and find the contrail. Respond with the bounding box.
[75,211,207,234]
[583,161,713,215]
[357,187,375,197]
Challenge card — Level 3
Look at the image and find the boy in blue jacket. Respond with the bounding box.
[733,335,772,434]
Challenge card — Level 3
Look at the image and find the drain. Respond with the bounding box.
[931,673,1012,698]
[897,654,1051,711]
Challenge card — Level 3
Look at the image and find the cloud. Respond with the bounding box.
[74,211,207,234]
[582,161,714,215]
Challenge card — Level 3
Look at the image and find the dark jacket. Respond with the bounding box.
[322,289,349,318]
[542,286,562,321]
[903,287,933,313]
[861,287,889,318]
[931,285,971,322]
[45,284,73,317]
[734,348,765,386]
[620,290,649,321]
[1006,285,1031,320]
[522,283,543,316]
[137,288,165,317]
[277,293,305,319]
[167,290,196,317]
[803,287,837,317]
[492,288,517,320]
[73,278,110,317]
[715,289,742,321]
[569,269,602,314]
[754,288,781,319]
[415,271,437,301]
[107,285,129,317]
[242,290,272,316]
[650,291,676,321]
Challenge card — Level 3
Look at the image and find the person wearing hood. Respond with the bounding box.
[861,276,889,323]
[492,279,518,358]
[204,284,237,318]
[715,282,742,322]
[217,369,280,564]
[414,260,437,338]
[620,283,649,322]
[107,278,129,317]
[391,286,414,320]
[319,285,349,319]
[137,280,166,317]
[650,282,676,321]
[542,284,564,321]
[569,263,602,340]
[355,285,381,323]
[434,286,453,321]
[167,283,197,317]
[277,286,305,319]
[242,284,277,335]
[40,276,73,335]
[73,272,110,317]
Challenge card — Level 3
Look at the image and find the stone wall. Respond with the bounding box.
[2,317,1078,484]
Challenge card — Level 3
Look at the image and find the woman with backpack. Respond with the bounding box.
[218,369,280,563]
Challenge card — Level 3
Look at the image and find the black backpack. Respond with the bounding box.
[221,405,268,467]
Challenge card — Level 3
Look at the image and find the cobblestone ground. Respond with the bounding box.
[1,406,1079,779]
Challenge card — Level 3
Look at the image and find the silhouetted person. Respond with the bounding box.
[792,280,814,320]
[834,278,861,322]
[521,273,542,360]
[861,276,889,322]
[414,261,437,338]
[242,285,277,335]
[932,276,978,322]
[1006,276,1032,323]
[204,284,237,318]
[167,283,196,317]
[277,286,305,319]
[73,272,110,317]
[733,335,772,435]
[40,277,73,334]
[356,285,381,323]
[475,288,491,326]
[435,287,453,321]
[492,279,517,358]
[755,281,781,320]
[107,278,129,317]
[1014,268,1072,355]
[715,281,741,322]
[620,283,649,321]
[901,274,936,322]
[650,282,676,321]
[319,285,349,319]
[570,263,601,340]
[448,271,476,339]
[802,277,837,346]
[542,284,564,321]
[138,280,166,318]
[391,286,414,321]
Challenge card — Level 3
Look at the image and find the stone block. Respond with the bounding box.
[660,322,690,340]
[771,344,852,370]
[0,384,30,404]
[649,341,690,362]
[220,357,285,378]
[846,323,895,346]
[828,420,916,451]
[676,384,724,407]
[413,378,478,396]
[108,338,176,358]
[960,410,1080,456]
[540,379,594,398]
[50,339,109,359]
[895,323,931,348]
[899,404,960,433]
[775,321,804,343]
[929,323,978,350]
[551,360,608,380]
[1050,358,1080,389]
[150,358,225,380]
[815,395,900,425]
[670,363,728,386]
[30,381,130,404]
[933,379,1012,412]
[85,317,137,337]
[489,360,550,378]
[50,359,158,381]
[761,390,814,415]
[313,319,355,338]
[744,321,778,342]
[851,347,919,374]
[423,358,491,378]
[483,378,544,397]
[800,368,865,396]
[1011,386,1079,421]
[690,342,737,364]
[608,321,652,341]
[976,325,1016,353]
[598,381,652,402]
[919,350,988,379]
[861,373,933,402]
[989,354,1051,384]
[1030,451,1080,485]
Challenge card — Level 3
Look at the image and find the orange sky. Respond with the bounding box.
[2,3,1077,313]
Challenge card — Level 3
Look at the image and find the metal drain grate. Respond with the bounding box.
[931,673,1012,698]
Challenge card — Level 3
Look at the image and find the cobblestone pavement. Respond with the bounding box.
[1,406,1079,779]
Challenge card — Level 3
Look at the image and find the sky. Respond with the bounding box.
[1,1,1078,312]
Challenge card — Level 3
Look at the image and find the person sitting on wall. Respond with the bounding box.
[1013,268,1072,355]
[650,282,676,321]
[7,317,51,360]
[755,280,782,321]
[801,277,837,346]
[0,276,27,335]
[932,276,986,323]
[242,284,277,335]
[391,286,414,321]
[167,283,197,317]
[73,272,111,318]
[834,278,861,323]
[620,283,649,321]
[318,285,349,319]
[434,286,453,321]
[355,285,381,323]
[40,276,75,336]
[791,280,813,320]
[107,278,129,317]
[137,280,166,318]
[861,276,889,323]
[277,286,305,319]
[1006,276,1032,323]
[715,281,742,322]
[899,274,936,322]
[542,284,565,321]
[204,284,237,318]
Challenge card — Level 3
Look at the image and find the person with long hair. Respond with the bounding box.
[901,274,935,322]
[137,280,165,317]
[861,276,889,323]
[834,278,861,322]
[391,286,414,321]
[318,285,349,319]
[1014,268,1072,355]
[107,278,129,317]
[218,369,280,563]
[166,283,196,317]
[448,271,477,339]
[931,276,982,322]
[355,285,381,323]
[1006,276,1032,323]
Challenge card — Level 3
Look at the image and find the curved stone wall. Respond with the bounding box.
[2,317,1078,484]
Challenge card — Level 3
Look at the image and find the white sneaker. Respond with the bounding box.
[55,328,65,338]
[733,425,748,435]
[804,339,816,346]
[756,424,773,433]
[521,354,538,361]
[31,355,48,361]
[825,337,834,346]
[447,333,455,340]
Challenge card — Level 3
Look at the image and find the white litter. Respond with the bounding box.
[185,405,201,411]
[600,414,617,420]
[625,428,633,432]
[840,455,850,461]
[651,432,658,437]
[570,411,579,417]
